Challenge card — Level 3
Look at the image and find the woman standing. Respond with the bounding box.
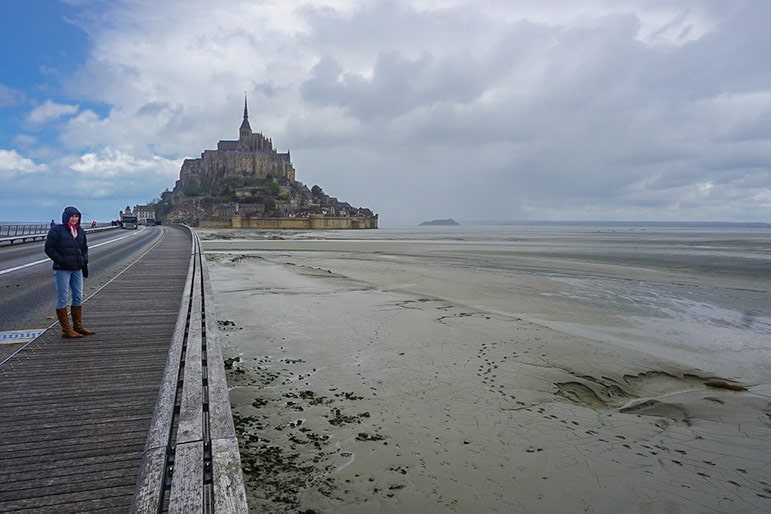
[44,206,95,338]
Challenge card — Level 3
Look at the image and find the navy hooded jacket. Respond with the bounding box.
[45,206,89,271]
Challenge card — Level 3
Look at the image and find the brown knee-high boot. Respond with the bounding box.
[56,308,82,338]
[71,305,95,335]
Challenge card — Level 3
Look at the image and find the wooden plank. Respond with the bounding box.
[1,431,148,456]
[177,258,203,445]
[0,439,144,462]
[211,437,248,511]
[140,240,195,454]
[0,451,141,477]
[1,466,138,499]
[0,487,135,512]
[167,441,203,513]
[0,476,136,509]
[199,239,248,511]
[0,401,153,419]
[129,446,166,513]
[200,251,237,441]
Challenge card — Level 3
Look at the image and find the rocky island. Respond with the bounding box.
[156,96,377,229]
[420,218,460,226]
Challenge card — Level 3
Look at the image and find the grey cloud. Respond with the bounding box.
[284,4,770,221]
[301,49,487,121]
[136,101,173,117]
[718,109,771,143]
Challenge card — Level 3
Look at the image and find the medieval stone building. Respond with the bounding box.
[173,96,295,196]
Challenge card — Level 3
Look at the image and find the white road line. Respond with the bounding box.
[0,230,141,276]
[0,258,51,275]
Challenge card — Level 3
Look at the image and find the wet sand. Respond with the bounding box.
[200,228,771,513]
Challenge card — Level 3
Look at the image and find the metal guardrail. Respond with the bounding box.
[0,224,120,246]
[0,224,48,237]
[0,224,49,245]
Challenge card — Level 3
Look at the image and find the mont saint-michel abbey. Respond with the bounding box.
[162,97,377,229]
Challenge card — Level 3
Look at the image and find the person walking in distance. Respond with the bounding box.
[44,206,95,338]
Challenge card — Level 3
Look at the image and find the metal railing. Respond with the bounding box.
[0,224,48,237]
[0,223,121,246]
[0,224,50,245]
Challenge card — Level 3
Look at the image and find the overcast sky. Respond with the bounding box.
[1,0,770,224]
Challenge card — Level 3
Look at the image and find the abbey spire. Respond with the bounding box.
[239,92,252,139]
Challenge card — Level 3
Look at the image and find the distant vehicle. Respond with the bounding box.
[146,218,156,226]
[121,214,138,229]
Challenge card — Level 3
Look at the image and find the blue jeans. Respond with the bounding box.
[53,269,83,309]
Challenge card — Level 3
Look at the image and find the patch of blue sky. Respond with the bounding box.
[0,1,89,91]
[0,2,113,151]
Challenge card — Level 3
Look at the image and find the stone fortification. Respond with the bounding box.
[199,214,378,230]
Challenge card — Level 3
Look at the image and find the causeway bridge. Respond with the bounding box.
[0,225,248,512]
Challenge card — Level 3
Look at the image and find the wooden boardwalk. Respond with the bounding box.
[0,225,246,513]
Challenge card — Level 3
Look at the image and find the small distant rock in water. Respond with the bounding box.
[420,218,460,226]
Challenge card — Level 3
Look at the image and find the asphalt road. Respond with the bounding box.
[0,225,168,361]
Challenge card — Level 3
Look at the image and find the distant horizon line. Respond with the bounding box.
[2,219,770,228]
[388,219,771,228]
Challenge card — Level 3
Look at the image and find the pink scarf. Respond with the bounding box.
[68,223,78,238]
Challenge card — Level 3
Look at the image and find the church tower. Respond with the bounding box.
[239,93,252,140]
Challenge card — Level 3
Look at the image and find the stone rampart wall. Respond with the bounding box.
[198,214,378,230]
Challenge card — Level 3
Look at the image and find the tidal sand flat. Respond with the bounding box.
[200,225,771,513]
